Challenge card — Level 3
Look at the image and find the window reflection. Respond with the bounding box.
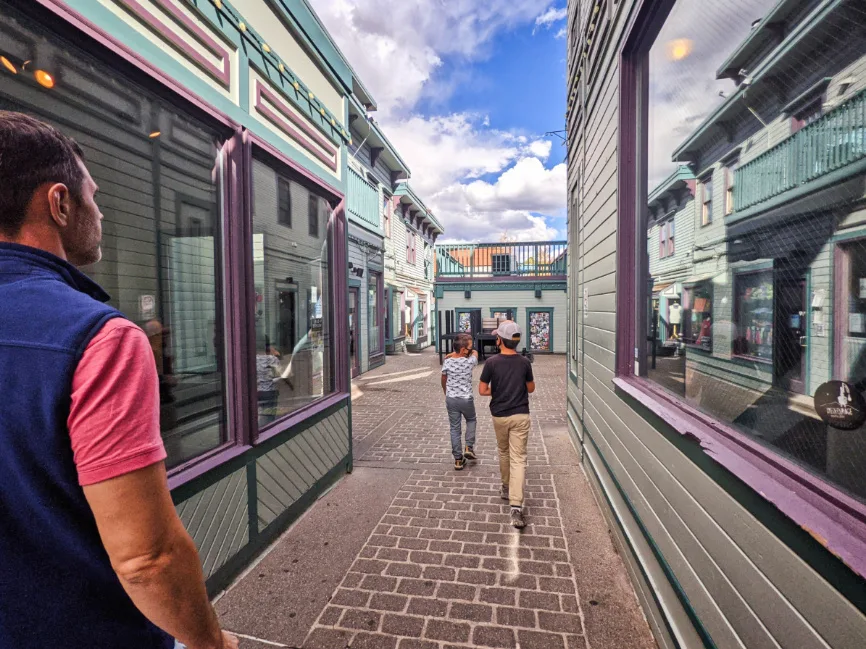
[0,8,229,468]
[645,0,866,501]
[252,159,334,428]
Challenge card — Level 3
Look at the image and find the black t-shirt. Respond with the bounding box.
[479,353,534,417]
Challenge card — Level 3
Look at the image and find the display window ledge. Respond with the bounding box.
[612,375,866,580]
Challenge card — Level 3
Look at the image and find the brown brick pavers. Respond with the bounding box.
[304,350,587,649]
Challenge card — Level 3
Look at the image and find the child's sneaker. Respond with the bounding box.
[454,457,466,470]
[510,507,526,529]
[463,446,477,460]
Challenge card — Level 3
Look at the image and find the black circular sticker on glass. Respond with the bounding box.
[814,381,866,430]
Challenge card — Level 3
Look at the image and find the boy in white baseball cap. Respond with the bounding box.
[478,321,535,528]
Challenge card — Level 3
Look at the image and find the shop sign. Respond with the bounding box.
[814,381,866,430]
[139,295,155,320]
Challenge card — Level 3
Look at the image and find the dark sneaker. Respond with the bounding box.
[464,446,477,460]
[510,507,526,529]
[455,457,466,471]
[499,484,509,500]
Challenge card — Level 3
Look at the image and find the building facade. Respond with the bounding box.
[346,95,412,376]
[568,0,866,647]
[0,0,364,593]
[385,183,443,353]
[435,241,568,353]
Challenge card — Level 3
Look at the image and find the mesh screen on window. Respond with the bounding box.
[252,159,334,429]
[644,0,866,502]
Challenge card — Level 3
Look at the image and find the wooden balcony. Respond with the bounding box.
[435,241,567,280]
[734,88,866,213]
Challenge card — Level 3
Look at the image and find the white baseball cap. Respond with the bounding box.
[492,320,522,341]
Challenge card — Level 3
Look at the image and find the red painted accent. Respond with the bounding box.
[33,0,236,129]
[614,376,866,578]
[255,83,338,171]
[116,0,231,88]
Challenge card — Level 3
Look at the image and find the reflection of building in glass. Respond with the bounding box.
[643,0,866,500]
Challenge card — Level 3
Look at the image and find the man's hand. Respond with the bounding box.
[219,631,240,649]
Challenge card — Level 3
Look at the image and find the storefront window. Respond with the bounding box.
[252,158,334,428]
[369,272,382,356]
[0,8,230,468]
[458,311,472,332]
[684,283,712,349]
[733,271,774,360]
[528,310,552,352]
[639,0,866,502]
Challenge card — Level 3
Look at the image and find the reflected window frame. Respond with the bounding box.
[245,135,350,445]
[613,0,866,581]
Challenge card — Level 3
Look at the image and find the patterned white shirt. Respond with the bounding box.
[442,355,478,399]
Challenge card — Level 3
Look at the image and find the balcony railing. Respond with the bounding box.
[435,241,568,279]
[348,168,380,228]
[734,88,866,212]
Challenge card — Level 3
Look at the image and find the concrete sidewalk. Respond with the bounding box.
[216,349,656,649]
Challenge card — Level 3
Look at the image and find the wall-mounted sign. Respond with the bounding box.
[814,381,866,430]
[139,295,155,320]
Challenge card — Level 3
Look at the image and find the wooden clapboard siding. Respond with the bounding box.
[256,407,350,530]
[567,1,866,647]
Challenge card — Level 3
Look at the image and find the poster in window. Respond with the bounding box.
[529,312,551,351]
[458,312,472,332]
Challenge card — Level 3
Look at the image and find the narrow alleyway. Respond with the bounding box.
[215,350,656,649]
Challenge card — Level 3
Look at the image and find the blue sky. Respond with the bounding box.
[311,1,568,242]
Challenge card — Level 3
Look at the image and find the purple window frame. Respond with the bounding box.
[32,0,350,489]
[614,0,866,579]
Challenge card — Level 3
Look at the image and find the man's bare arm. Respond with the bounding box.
[526,381,536,394]
[441,374,448,394]
[83,463,237,649]
[479,381,492,396]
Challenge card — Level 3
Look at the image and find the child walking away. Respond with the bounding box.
[441,333,479,470]
[479,321,535,529]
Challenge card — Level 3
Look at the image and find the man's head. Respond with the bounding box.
[454,333,473,356]
[493,320,522,351]
[0,111,103,266]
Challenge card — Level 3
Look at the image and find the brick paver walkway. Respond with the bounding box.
[305,350,588,649]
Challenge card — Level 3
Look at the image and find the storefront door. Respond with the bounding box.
[349,287,360,378]
[776,278,807,394]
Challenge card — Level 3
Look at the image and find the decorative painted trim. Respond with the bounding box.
[115,0,231,88]
[255,81,337,171]
[437,281,567,292]
[248,132,342,200]
[33,0,238,128]
[614,377,866,580]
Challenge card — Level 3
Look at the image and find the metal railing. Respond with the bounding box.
[435,241,568,278]
[348,168,380,228]
[735,88,866,212]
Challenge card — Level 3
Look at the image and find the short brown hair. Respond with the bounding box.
[0,111,85,237]
[454,333,473,353]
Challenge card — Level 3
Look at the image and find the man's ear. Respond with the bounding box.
[47,183,72,228]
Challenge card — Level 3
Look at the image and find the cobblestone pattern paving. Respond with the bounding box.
[304,350,586,649]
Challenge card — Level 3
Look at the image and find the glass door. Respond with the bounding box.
[349,287,360,378]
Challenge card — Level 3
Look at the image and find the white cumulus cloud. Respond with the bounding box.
[534,6,567,33]
[308,0,566,242]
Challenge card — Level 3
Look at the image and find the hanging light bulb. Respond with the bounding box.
[1,56,17,74]
[34,70,55,88]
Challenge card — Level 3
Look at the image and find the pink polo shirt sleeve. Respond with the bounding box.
[68,318,167,486]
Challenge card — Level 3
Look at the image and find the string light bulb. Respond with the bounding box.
[262,43,271,53]
[34,70,54,88]
[279,63,285,73]
[293,81,300,91]
[1,56,17,74]
[238,22,247,33]
[149,131,161,138]
[308,92,315,101]
[214,0,222,8]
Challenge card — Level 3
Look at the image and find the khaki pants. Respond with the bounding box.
[492,414,531,507]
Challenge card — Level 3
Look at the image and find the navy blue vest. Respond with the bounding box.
[0,243,174,648]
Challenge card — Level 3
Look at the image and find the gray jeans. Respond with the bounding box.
[446,396,477,460]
